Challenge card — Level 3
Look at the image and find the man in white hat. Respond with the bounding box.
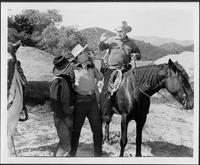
[98,21,141,123]
[69,44,103,157]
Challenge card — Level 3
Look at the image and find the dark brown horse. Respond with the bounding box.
[100,59,194,157]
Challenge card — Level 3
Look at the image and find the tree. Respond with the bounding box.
[8,9,62,46]
[38,25,87,56]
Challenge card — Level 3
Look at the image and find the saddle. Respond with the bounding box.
[108,69,122,96]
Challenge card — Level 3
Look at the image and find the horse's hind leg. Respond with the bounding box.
[135,115,147,157]
[119,113,129,157]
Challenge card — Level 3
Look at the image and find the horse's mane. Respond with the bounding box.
[125,61,190,87]
[174,62,190,81]
[127,64,168,87]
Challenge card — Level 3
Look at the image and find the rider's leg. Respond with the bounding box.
[100,69,113,122]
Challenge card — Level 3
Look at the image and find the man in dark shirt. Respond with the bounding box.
[50,54,76,157]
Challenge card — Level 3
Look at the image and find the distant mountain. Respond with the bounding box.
[131,36,193,47]
[80,27,116,49]
[80,27,116,58]
[159,42,194,53]
[80,27,174,61]
[183,44,194,52]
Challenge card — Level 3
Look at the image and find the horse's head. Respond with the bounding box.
[164,59,194,110]
[7,40,21,93]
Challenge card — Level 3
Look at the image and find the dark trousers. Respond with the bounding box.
[70,94,103,157]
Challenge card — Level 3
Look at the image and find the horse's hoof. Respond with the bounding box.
[119,154,124,157]
[135,153,142,157]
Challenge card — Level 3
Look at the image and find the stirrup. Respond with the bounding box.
[19,106,29,122]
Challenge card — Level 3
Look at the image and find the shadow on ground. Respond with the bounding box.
[144,141,193,157]
[16,142,110,157]
[16,141,192,157]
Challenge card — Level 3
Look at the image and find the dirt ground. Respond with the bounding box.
[14,100,193,158]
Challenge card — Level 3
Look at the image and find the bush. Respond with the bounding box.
[38,25,88,56]
[8,9,62,47]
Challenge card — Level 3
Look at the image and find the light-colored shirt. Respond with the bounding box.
[74,66,103,95]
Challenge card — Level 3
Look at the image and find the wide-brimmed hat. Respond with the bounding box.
[52,55,74,76]
[71,44,88,57]
[115,21,132,33]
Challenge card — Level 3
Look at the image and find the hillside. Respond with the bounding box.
[132,36,193,47]
[80,27,116,59]
[16,46,55,81]
[183,44,194,52]
[159,42,194,53]
[133,40,172,61]
[81,27,116,50]
[80,27,174,61]
[154,51,194,85]
[16,46,55,104]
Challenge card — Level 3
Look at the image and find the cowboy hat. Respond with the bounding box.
[115,21,132,33]
[52,55,74,76]
[71,44,88,57]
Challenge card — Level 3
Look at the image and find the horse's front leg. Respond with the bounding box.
[135,115,147,157]
[103,109,114,144]
[119,113,129,157]
[103,121,110,143]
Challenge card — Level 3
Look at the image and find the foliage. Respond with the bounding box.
[8,9,62,46]
[38,25,87,56]
[8,9,88,57]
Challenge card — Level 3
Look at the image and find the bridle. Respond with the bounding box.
[134,59,188,110]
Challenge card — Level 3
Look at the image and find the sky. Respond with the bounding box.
[3,2,199,40]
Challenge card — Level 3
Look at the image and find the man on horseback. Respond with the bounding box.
[98,21,141,123]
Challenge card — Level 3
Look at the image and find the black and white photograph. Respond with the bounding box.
[1,2,199,164]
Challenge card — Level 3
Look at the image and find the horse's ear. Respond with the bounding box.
[168,58,177,73]
[14,40,21,50]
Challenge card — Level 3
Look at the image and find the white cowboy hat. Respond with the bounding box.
[71,44,88,57]
[115,21,132,33]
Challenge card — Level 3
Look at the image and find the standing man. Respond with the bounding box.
[50,53,76,157]
[99,21,141,123]
[69,44,103,157]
